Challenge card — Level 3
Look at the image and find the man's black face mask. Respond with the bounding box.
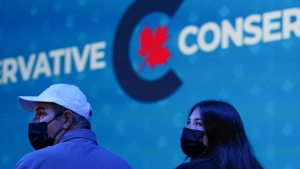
[28,122,55,150]
[28,115,63,150]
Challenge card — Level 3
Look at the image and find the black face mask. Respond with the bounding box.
[28,117,58,150]
[180,127,206,159]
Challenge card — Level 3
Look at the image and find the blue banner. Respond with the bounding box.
[0,0,299,168]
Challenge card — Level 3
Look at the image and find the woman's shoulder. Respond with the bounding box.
[176,151,221,169]
[176,160,221,169]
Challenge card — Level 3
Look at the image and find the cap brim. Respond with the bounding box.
[18,96,42,112]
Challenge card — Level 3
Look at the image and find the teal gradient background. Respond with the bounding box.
[0,0,299,168]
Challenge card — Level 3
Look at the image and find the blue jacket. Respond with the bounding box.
[15,129,133,169]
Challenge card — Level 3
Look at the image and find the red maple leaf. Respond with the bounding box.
[138,25,171,71]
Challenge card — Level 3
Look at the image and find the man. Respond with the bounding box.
[15,83,132,169]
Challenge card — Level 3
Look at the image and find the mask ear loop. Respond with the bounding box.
[47,113,64,139]
[52,109,73,140]
[46,116,57,124]
[46,108,68,125]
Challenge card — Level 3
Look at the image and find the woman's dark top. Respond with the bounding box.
[176,150,221,169]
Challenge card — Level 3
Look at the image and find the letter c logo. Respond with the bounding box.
[113,0,183,102]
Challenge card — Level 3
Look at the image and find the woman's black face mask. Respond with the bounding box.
[180,127,207,159]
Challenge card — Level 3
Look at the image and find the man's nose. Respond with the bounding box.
[31,118,40,123]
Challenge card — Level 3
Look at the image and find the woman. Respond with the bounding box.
[177,100,263,169]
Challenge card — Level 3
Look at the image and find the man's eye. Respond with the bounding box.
[39,112,46,117]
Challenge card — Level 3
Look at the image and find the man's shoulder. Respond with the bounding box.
[17,147,55,160]
[15,138,133,169]
[88,146,124,161]
[90,147,133,168]
[15,149,49,169]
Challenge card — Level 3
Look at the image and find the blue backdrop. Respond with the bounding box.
[1,0,299,168]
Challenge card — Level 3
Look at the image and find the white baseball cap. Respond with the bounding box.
[18,84,92,121]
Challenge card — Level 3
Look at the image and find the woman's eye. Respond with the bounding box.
[196,122,202,126]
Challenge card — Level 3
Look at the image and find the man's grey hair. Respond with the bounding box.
[51,103,91,130]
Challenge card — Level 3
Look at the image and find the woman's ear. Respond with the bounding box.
[62,110,73,130]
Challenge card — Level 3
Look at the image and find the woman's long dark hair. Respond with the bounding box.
[190,100,263,169]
